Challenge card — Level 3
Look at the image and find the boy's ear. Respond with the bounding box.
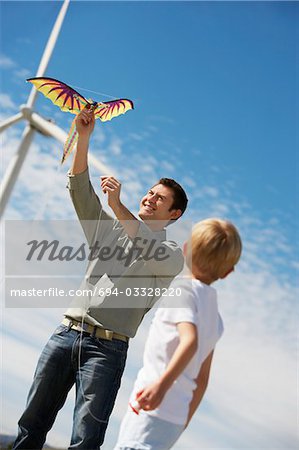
[183,241,188,256]
[221,267,234,279]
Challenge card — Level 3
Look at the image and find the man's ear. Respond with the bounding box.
[170,209,182,220]
[221,267,234,279]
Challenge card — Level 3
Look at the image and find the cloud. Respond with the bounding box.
[0,93,17,110]
[195,185,219,199]
[0,54,16,69]
[193,336,297,448]
[109,136,122,156]
[0,54,31,86]
[160,160,176,173]
[13,68,31,81]
[16,37,32,45]
[128,132,144,142]
[182,176,197,188]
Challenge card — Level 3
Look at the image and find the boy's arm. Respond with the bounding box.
[185,350,214,427]
[137,322,198,411]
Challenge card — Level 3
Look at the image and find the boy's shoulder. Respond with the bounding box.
[154,276,217,312]
[191,278,217,299]
[156,279,197,315]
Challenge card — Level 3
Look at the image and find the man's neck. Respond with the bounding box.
[143,220,166,232]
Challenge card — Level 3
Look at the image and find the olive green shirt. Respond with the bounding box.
[64,169,184,338]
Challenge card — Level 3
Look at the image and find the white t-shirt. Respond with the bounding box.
[129,277,224,425]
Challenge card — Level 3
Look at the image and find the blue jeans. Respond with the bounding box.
[13,323,128,449]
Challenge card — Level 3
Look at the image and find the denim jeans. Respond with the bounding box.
[13,323,128,449]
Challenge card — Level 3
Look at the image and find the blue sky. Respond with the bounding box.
[1,1,298,448]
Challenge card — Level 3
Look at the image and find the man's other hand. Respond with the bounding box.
[100,176,122,209]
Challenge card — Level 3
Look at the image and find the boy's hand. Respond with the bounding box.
[136,380,167,411]
[76,106,95,138]
[100,176,122,209]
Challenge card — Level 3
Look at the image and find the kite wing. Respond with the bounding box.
[27,77,134,163]
[27,77,88,114]
[94,99,134,122]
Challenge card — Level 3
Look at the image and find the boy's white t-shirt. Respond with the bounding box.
[129,277,224,425]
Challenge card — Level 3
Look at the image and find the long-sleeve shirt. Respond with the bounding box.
[64,169,184,338]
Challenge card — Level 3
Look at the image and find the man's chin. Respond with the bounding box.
[138,211,153,221]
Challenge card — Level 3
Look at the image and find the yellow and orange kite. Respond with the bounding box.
[27,77,134,163]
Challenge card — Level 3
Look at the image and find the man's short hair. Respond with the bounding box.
[157,178,188,216]
[186,218,242,281]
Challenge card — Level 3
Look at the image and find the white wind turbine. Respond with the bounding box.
[0,0,113,219]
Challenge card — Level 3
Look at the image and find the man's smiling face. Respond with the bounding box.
[138,184,181,225]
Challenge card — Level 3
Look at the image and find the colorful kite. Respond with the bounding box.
[27,77,134,163]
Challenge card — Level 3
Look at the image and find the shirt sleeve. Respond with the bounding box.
[133,222,184,278]
[155,280,197,325]
[67,169,114,246]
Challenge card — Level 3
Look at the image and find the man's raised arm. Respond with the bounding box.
[71,107,95,175]
[67,108,113,245]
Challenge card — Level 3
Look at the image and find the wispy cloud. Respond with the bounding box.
[0,53,31,89]
[0,54,16,69]
[0,92,17,110]
[13,68,31,81]
[195,185,219,198]
[109,135,122,156]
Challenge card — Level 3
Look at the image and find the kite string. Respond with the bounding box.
[33,161,62,220]
[71,84,118,100]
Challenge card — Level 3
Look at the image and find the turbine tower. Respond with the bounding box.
[0,0,113,219]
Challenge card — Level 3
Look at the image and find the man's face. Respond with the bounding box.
[138,184,181,225]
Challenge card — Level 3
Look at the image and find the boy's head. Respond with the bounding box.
[185,218,242,284]
[138,178,188,227]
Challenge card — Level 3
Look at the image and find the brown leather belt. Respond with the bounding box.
[62,318,129,343]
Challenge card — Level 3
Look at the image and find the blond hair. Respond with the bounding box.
[186,218,242,281]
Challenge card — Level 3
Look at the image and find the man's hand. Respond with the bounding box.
[100,176,122,209]
[135,380,167,411]
[70,107,95,175]
[100,176,140,238]
[76,106,95,138]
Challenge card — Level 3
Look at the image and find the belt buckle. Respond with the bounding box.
[105,329,114,340]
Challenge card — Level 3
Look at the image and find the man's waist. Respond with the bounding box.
[62,317,129,343]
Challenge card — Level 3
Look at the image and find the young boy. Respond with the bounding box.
[114,218,242,450]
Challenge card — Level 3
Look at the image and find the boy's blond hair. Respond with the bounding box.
[186,218,242,281]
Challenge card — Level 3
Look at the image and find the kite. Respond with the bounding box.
[27,77,134,163]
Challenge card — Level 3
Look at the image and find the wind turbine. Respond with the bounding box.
[0,0,113,219]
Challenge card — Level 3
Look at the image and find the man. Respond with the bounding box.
[13,107,188,449]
